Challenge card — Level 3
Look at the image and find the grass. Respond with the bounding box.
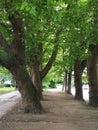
[0,87,16,95]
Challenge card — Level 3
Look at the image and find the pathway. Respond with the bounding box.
[0,91,21,118]
[0,89,98,130]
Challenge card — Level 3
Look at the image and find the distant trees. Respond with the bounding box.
[55,0,98,107]
[57,0,89,100]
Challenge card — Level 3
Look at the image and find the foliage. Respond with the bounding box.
[0,87,15,94]
[0,67,12,81]
[43,65,63,89]
[49,80,56,88]
[48,0,95,82]
[0,0,97,90]
[82,74,88,83]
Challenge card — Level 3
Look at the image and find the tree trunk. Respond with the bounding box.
[29,30,61,98]
[62,71,67,91]
[74,60,83,100]
[87,44,98,107]
[29,42,43,100]
[30,62,43,100]
[67,70,72,94]
[11,65,44,113]
[87,0,98,106]
[64,71,68,92]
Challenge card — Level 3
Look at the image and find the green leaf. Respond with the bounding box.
[21,1,28,10]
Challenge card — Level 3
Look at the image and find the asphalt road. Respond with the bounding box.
[0,91,21,118]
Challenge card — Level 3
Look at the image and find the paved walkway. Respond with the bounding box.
[0,91,21,118]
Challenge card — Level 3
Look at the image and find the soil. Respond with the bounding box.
[0,89,98,130]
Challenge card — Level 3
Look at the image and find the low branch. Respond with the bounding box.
[0,23,13,34]
[41,46,58,79]
[41,29,62,79]
[0,56,7,68]
[0,32,10,53]
[9,14,25,56]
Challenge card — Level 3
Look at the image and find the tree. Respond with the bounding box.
[67,69,72,94]
[60,0,91,100]
[0,0,44,113]
[24,1,63,99]
[74,60,83,99]
[87,0,98,107]
[87,44,98,106]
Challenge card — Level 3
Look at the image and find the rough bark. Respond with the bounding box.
[87,1,98,107]
[87,44,98,107]
[29,43,43,100]
[10,65,44,113]
[30,62,43,100]
[74,60,83,100]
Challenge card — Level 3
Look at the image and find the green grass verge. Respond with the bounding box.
[0,87,16,95]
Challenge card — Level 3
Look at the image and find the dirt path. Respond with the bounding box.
[0,91,20,118]
[0,89,98,130]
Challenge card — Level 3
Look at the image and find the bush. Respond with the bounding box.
[49,80,56,88]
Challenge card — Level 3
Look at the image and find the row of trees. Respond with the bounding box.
[60,0,98,106]
[0,0,98,113]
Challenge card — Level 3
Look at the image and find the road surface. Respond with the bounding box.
[0,91,21,118]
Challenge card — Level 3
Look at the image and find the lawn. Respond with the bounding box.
[0,87,16,95]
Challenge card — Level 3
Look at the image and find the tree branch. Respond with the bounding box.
[41,29,62,79]
[0,32,10,53]
[7,14,26,67]
[0,58,6,67]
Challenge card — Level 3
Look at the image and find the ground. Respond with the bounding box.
[0,89,98,130]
